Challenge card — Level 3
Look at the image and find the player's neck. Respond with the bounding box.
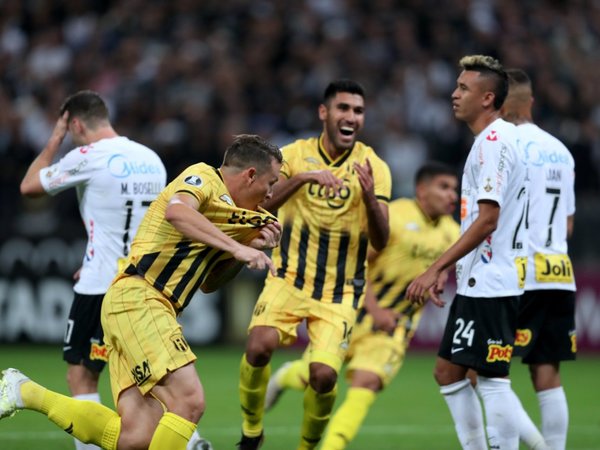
[468,109,500,136]
[85,127,119,144]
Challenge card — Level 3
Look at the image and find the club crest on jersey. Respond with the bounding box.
[184,175,203,187]
[486,130,498,141]
[220,194,233,205]
[480,235,493,263]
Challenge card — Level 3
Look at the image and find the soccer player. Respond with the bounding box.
[237,79,391,450]
[264,162,460,450]
[19,90,167,450]
[502,69,576,450]
[406,55,529,450]
[1,134,283,450]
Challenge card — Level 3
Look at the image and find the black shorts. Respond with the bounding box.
[438,294,519,377]
[514,289,576,364]
[63,293,107,373]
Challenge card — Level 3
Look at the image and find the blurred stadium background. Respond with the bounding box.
[0,1,599,448]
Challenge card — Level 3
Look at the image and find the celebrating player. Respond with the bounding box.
[237,79,391,450]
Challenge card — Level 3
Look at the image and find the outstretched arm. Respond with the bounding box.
[21,111,69,197]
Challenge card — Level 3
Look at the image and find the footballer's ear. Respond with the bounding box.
[245,167,257,184]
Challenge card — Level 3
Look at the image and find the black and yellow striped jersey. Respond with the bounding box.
[122,163,277,313]
[357,198,459,322]
[272,135,392,308]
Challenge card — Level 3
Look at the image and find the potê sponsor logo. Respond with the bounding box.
[486,344,513,362]
[89,343,108,361]
[514,328,532,347]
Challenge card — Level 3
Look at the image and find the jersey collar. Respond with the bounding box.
[318,134,353,167]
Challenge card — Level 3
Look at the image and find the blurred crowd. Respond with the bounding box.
[1,0,600,239]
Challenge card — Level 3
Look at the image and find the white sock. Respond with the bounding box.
[477,377,519,450]
[440,379,487,449]
[538,387,568,450]
[187,429,211,449]
[509,390,549,449]
[73,393,102,450]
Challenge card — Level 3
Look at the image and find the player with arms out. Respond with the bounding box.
[503,69,576,450]
[237,79,391,450]
[406,55,528,450]
[264,162,460,450]
[18,90,168,450]
[1,134,283,450]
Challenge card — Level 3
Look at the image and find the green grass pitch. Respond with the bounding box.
[0,345,598,449]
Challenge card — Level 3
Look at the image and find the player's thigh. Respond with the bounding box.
[347,321,408,388]
[249,276,309,345]
[438,294,519,377]
[117,385,164,449]
[64,293,107,373]
[102,276,196,406]
[306,301,357,373]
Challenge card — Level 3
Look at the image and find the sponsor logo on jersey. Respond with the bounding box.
[486,344,513,362]
[307,178,352,209]
[131,359,152,386]
[79,146,90,154]
[108,154,163,179]
[514,328,532,346]
[486,130,498,141]
[228,210,276,228]
[184,175,203,186]
[405,222,420,231]
[534,253,574,283]
[220,194,233,205]
[89,342,108,361]
[67,159,89,175]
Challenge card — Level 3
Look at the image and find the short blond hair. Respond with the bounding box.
[459,55,508,109]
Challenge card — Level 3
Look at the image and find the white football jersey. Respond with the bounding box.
[519,123,576,291]
[40,136,166,295]
[456,118,528,297]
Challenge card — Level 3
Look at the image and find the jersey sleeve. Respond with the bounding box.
[475,139,514,207]
[39,147,98,195]
[172,166,218,212]
[279,143,298,179]
[370,154,392,203]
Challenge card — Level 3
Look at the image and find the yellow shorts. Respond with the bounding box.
[249,276,357,373]
[346,306,424,387]
[101,275,196,405]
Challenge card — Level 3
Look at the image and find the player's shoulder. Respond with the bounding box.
[281,136,318,153]
[439,214,460,234]
[520,124,575,167]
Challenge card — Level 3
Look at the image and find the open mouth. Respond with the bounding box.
[340,126,354,136]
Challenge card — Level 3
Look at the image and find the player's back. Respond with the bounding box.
[518,123,576,291]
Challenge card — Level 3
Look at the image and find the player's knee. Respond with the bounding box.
[118,417,155,450]
[309,363,337,393]
[245,329,278,365]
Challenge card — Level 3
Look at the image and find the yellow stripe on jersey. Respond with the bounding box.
[272,135,392,308]
[123,163,277,313]
[357,198,459,321]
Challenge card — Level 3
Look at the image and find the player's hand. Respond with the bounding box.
[353,159,375,197]
[371,306,400,334]
[72,267,82,281]
[406,267,446,307]
[51,111,70,144]
[249,222,282,250]
[304,170,344,197]
[232,244,276,275]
